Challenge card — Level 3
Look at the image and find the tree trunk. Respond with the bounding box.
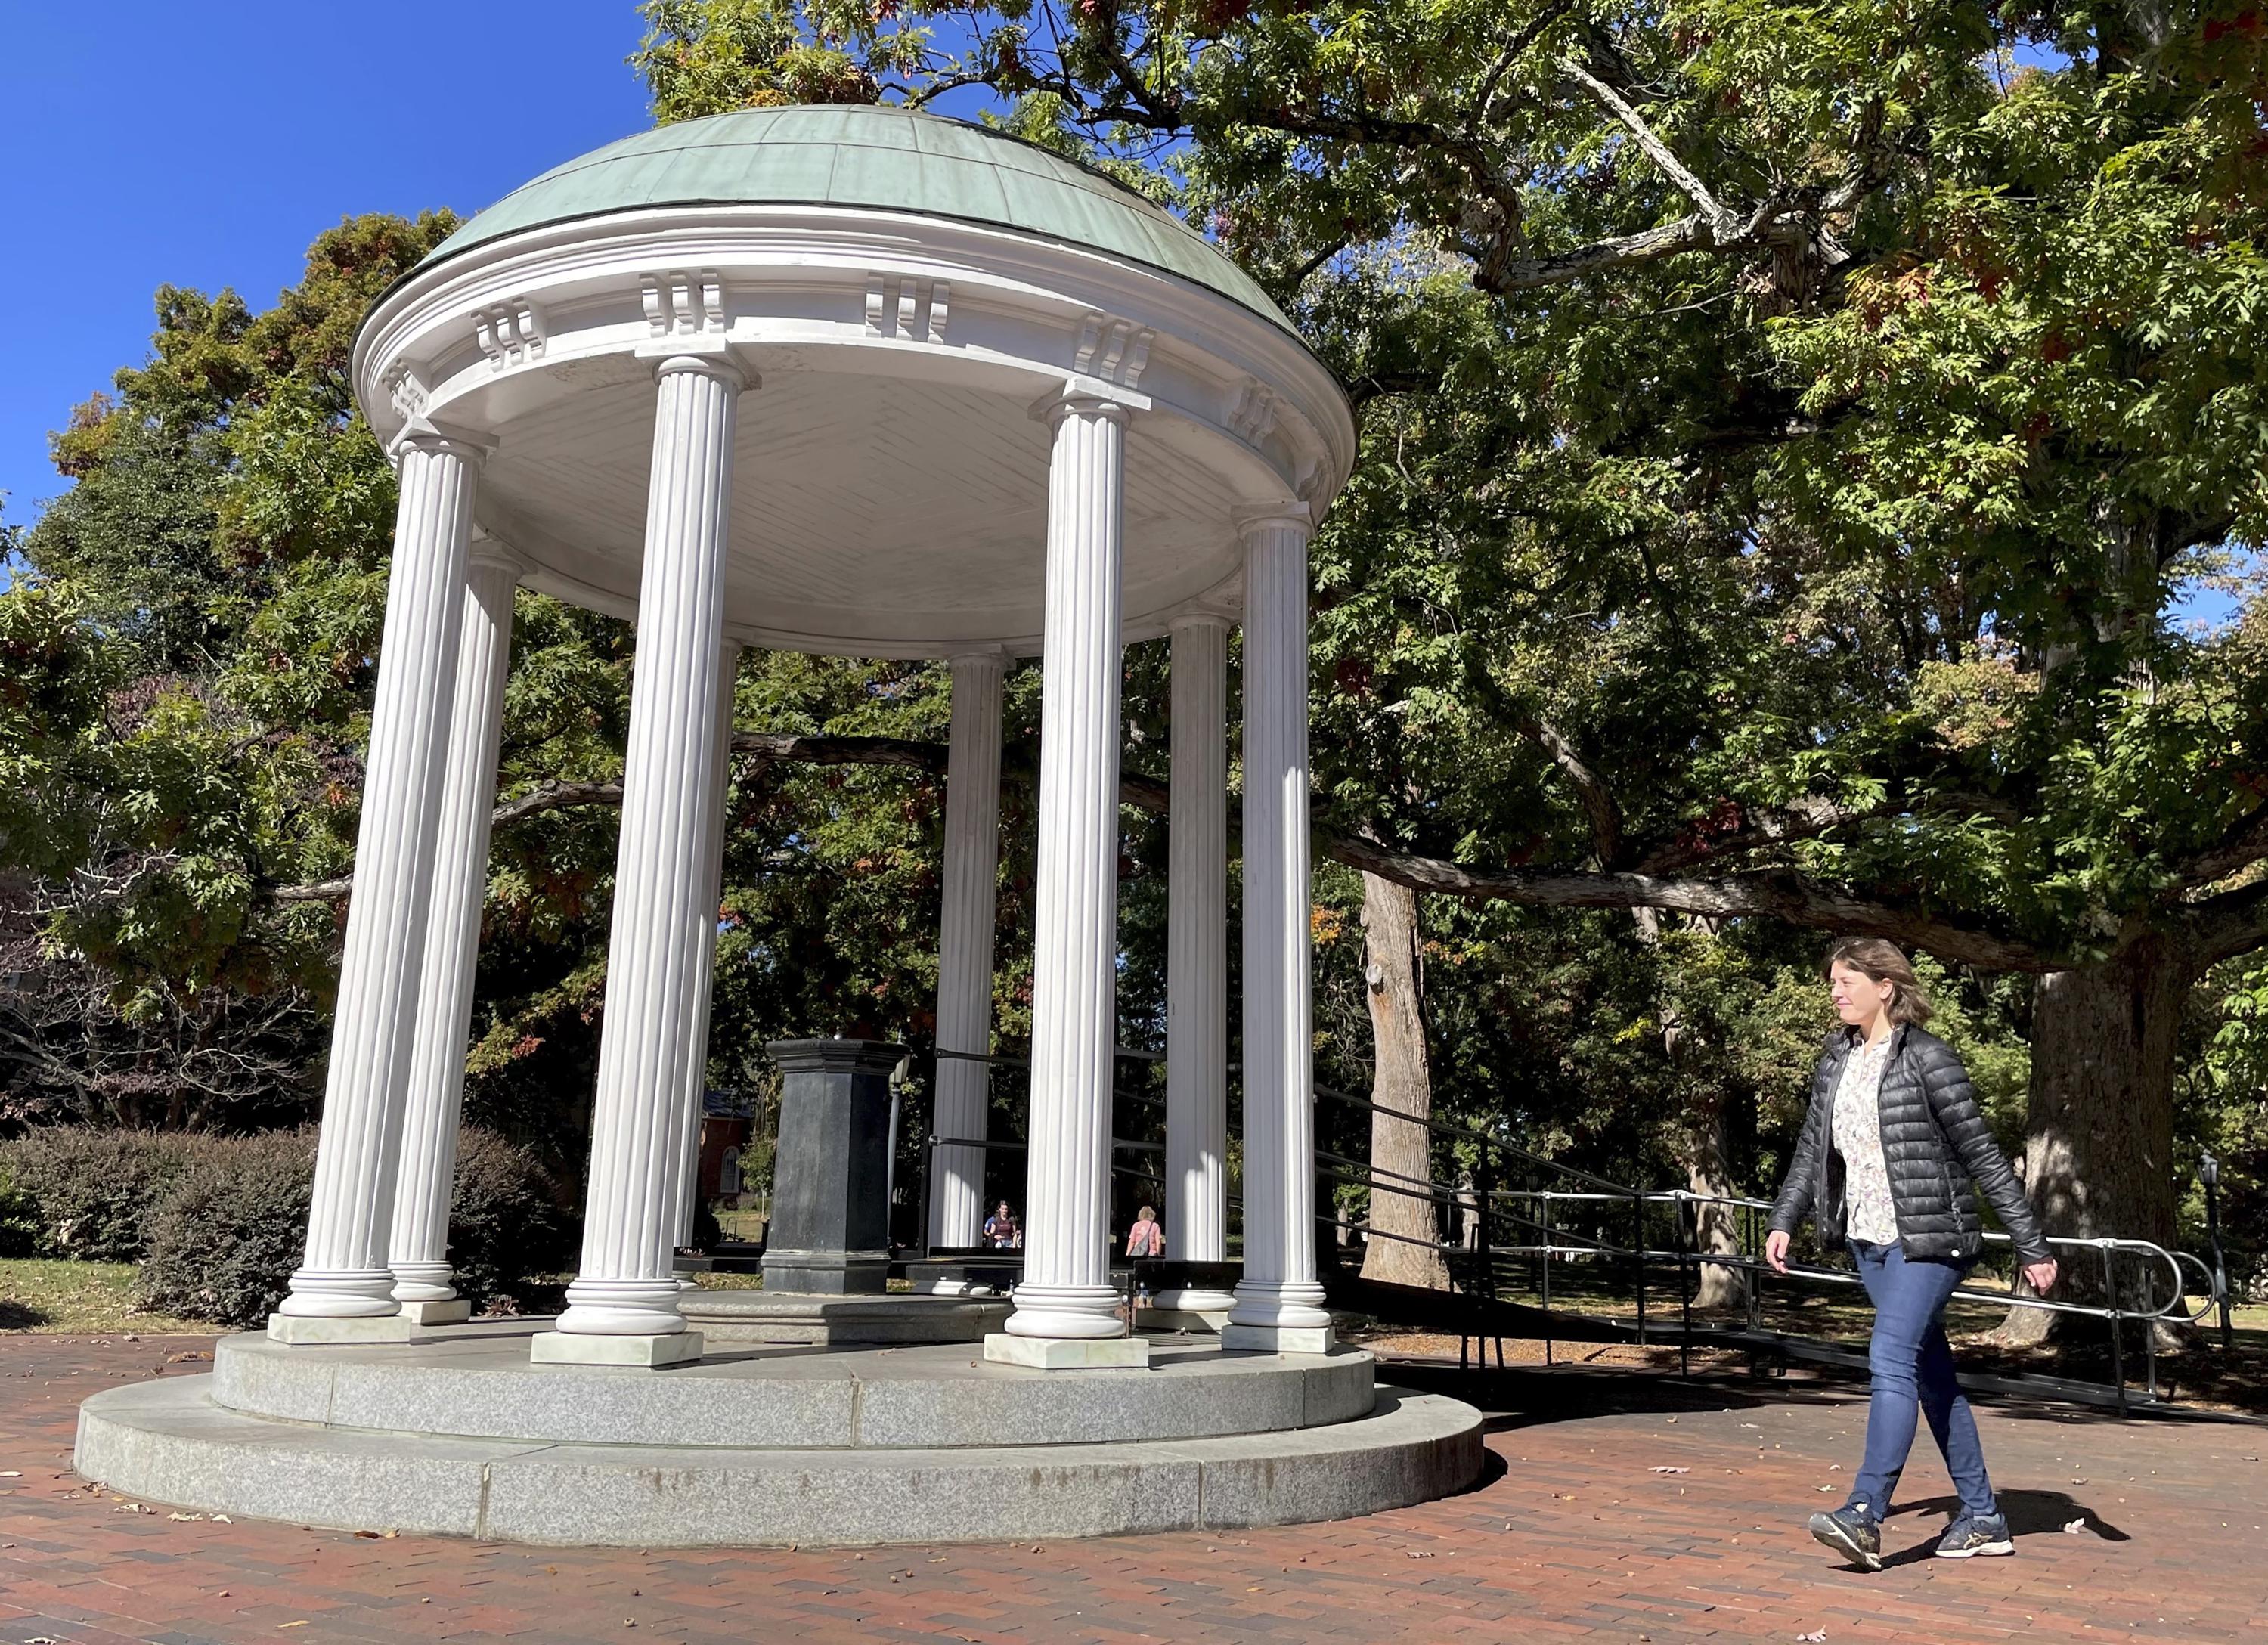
[1685,1089,1749,1309]
[1998,943,2187,1341]
[1631,909,1748,1309]
[1358,872,1451,1289]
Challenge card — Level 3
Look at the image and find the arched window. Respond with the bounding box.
[719,1145,742,1197]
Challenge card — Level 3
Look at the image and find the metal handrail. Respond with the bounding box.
[1309,1067,2235,1413]
[900,1042,2236,1412]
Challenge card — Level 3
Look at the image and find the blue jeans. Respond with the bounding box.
[1848,1240,1997,1521]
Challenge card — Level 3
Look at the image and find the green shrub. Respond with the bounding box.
[444,1127,575,1311]
[0,1129,201,1261]
[136,1130,317,1327]
[0,1164,41,1257]
[129,1125,575,1327]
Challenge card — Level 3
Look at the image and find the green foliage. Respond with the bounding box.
[631,0,923,120]
[0,1165,40,1258]
[123,1126,572,1327]
[11,3,2268,1284]
[135,1129,315,1327]
[2186,954,2268,1290]
[444,1128,577,1309]
[0,1129,200,1261]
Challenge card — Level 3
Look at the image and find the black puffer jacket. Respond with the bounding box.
[1769,1024,2050,1263]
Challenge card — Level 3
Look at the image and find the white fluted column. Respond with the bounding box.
[1224,504,1333,1352]
[387,542,523,1324]
[277,427,484,1333]
[1155,615,1234,1317]
[992,393,1145,1367]
[668,640,742,1253]
[927,651,1006,1262]
[546,353,744,1365]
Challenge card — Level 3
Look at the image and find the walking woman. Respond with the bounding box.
[1765,937,2059,1569]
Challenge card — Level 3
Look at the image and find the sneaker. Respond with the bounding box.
[1935,1512,2014,1558]
[1808,1504,1882,1570]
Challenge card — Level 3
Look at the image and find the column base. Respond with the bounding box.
[396,1298,472,1326]
[279,1268,405,1318]
[1002,1284,1123,1340]
[530,1330,706,1368]
[1219,1323,1337,1355]
[557,1276,691,1337]
[1139,1306,1232,1334]
[982,1333,1151,1370]
[1149,1286,1238,1313]
[266,1312,417,1346]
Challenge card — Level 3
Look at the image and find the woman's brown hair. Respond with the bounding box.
[1824,936,1934,1027]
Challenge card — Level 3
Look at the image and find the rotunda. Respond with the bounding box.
[75,106,1483,1543]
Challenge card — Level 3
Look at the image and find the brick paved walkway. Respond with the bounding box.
[2,1334,2263,1643]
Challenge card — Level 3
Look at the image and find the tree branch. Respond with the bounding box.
[1517,715,1624,867]
[2180,878,2268,968]
[257,731,2053,974]
[1557,54,1734,236]
[1471,1,1579,132]
[1324,835,2055,972]
[1468,214,1718,292]
[2174,803,2268,888]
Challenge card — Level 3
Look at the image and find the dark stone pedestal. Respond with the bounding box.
[760,1038,903,1294]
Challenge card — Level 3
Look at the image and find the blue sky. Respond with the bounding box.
[0,2,654,536]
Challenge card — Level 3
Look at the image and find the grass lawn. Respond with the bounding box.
[0,1259,218,1334]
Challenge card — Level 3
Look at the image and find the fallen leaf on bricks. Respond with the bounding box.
[1405,1551,1435,1559]
[1796,1631,1827,1643]
[278,1623,309,1631]
[213,1514,231,1523]
[1650,1467,1690,1474]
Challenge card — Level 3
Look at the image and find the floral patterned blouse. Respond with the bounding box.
[1830,1034,1901,1245]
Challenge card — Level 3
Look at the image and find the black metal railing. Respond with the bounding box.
[1312,1076,2237,1414]
[876,1042,2241,1411]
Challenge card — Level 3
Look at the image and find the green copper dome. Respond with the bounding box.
[426,104,1298,339]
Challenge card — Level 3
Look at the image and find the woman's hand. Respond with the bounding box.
[1765,1230,1791,1274]
[2022,1257,2059,1295]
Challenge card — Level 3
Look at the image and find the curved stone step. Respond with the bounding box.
[76,1375,1484,1547]
[210,1324,1376,1449]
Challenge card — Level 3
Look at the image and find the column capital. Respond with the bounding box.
[947,648,1010,677]
[466,534,528,580]
[1233,500,1314,541]
[389,414,496,469]
[1168,609,1235,637]
[635,339,759,392]
[1028,379,1145,426]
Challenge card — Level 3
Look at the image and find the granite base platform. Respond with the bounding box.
[74,1322,1485,1547]
[677,1290,1008,1346]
